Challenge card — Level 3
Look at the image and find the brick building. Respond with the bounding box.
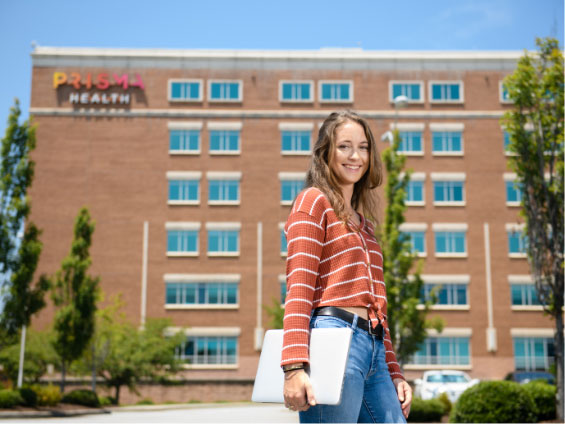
[28,46,554,401]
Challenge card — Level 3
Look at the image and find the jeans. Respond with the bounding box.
[299,314,407,423]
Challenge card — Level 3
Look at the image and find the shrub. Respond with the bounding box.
[409,397,445,422]
[437,392,452,415]
[136,398,154,405]
[98,396,113,407]
[32,384,62,406]
[0,389,23,409]
[62,389,100,407]
[522,381,556,421]
[450,381,536,423]
[18,387,37,407]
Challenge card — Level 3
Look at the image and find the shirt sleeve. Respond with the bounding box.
[382,318,405,381]
[280,189,327,366]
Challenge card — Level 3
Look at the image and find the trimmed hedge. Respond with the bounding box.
[18,387,37,407]
[62,389,100,408]
[449,381,536,423]
[522,381,556,421]
[409,398,445,422]
[32,384,62,406]
[0,389,23,409]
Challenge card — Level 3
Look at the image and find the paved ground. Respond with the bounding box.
[5,403,299,423]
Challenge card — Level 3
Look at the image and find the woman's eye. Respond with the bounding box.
[360,146,369,150]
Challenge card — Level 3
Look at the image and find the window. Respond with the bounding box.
[168,79,203,102]
[206,223,241,256]
[176,336,238,365]
[421,284,468,306]
[432,173,465,205]
[279,172,305,205]
[168,122,202,154]
[433,224,467,257]
[399,223,427,256]
[389,81,424,103]
[507,225,528,256]
[319,81,353,102]
[208,122,242,154]
[429,81,464,103]
[166,222,200,256]
[500,81,513,103]
[513,337,555,371]
[208,80,242,102]
[406,181,424,203]
[280,224,287,256]
[207,172,241,205]
[511,284,541,306]
[279,81,313,102]
[167,171,201,205]
[504,174,523,206]
[390,124,425,155]
[279,123,313,155]
[410,336,470,366]
[166,282,238,306]
[279,274,287,304]
[430,124,464,155]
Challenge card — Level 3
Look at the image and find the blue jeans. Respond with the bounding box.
[299,314,407,423]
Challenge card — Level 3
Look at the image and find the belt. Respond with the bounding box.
[313,306,384,340]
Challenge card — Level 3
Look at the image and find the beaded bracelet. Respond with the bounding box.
[282,364,305,373]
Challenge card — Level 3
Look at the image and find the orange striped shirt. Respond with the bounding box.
[281,187,404,381]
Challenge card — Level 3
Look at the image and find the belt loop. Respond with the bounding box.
[351,314,359,332]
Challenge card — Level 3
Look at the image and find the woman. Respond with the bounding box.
[281,110,412,423]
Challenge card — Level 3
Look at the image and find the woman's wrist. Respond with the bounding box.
[282,362,305,373]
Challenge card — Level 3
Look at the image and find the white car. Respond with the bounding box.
[414,370,479,403]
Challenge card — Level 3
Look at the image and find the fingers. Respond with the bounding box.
[304,379,317,407]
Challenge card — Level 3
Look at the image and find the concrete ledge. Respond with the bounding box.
[0,407,111,419]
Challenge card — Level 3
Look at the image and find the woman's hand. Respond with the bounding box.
[393,378,412,419]
[283,369,316,412]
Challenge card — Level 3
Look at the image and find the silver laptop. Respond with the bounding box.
[251,328,352,405]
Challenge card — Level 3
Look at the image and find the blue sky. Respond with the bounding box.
[0,0,563,129]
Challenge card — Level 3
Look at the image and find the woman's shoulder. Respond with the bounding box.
[291,187,332,218]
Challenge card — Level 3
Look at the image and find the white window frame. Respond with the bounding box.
[400,172,425,206]
[207,122,242,155]
[503,173,522,207]
[506,223,527,258]
[430,123,464,156]
[165,222,200,257]
[206,222,241,257]
[207,79,243,103]
[168,122,203,155]
[388,80,425,104]
[279,122,314,156]
[399,223,427,257]
[508,275,543,311]
[278,80,314,103]
[389,123,425,156]
[168,79,203,102]
[429,80,464,104]
[167,171,201,206]
[278,172,306,206]
[206,171,242,206]
[431,173,466,206]
[404,328,473,370]
[432,223,468,258]
[499,80,513,104]
[318,80,354,103]
[417,274,470,311]
[164,274,240,310]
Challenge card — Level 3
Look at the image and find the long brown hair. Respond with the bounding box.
[304,110,383,228]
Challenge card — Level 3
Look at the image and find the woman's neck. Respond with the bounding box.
[341,184,354,211]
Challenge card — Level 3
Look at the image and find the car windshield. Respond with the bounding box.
[427,374,469,383]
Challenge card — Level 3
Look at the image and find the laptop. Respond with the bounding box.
[251,328,352,405]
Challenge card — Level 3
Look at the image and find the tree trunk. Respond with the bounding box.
[91,344,96,392]
[114,384,120,405]
[60,361,66,393]
[16,325,26,388]
[555,307,564,422]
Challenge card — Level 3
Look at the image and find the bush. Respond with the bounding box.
[0,389,23,409]
[18,387,37,407]
[409,398,445,422]
[32,384,62,406]
[450,381,536,423]
[437,392,452,415]
[99,396,113,407]
[522,381,556,421]
[136,398,154,405]
[62,389,100,407]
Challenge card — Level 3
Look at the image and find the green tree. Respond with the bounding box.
[51,207,99,393]
[0,99,49,387]
[380,129,443,367]
[263,297,284,329]
[74,296,185,404]
[502,37,564,421]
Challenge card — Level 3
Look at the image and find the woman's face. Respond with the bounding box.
[329,121,369,188]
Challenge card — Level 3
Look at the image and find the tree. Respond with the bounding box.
[263,297,284,329]
[502,37,564,421]
[0,99,49,387]
[51,207,99,393]
[379,129,443,367]
[74,296,185,404]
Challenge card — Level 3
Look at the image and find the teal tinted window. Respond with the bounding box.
[508,230,528,254]
[433,181,464,202]
[170,81,201,100]
[208,230,239,253]
[177,336,238,364]
[398,131,422,152]
[431,83,462,101]
[168,180,199,202]
[281,82,311,101]
[402,231,425,253]
[435,231,466,254]
[421,283,467,305]
[165,282,238,305]
[406,181,424,202]
[167,230,198,253]
[320,82,352,101]
[281,131,311,152]
[280,229,287,254]
[432,132,462,152]
[210,81,240,100]
[506,181,523,203]
[410,337,470,366]
[210,130,240,152]
[280,280,287,304]
[281,180,304,203]
[513,337,555,371]
[209,180,239,202]
[392,83,421,101]
[511,284,541,306]
[169,130,200,152]
[501,84,510,101]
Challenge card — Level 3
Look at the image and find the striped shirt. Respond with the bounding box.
[281,187,405,381]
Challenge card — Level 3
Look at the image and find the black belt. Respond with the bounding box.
[313,306,384,340]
